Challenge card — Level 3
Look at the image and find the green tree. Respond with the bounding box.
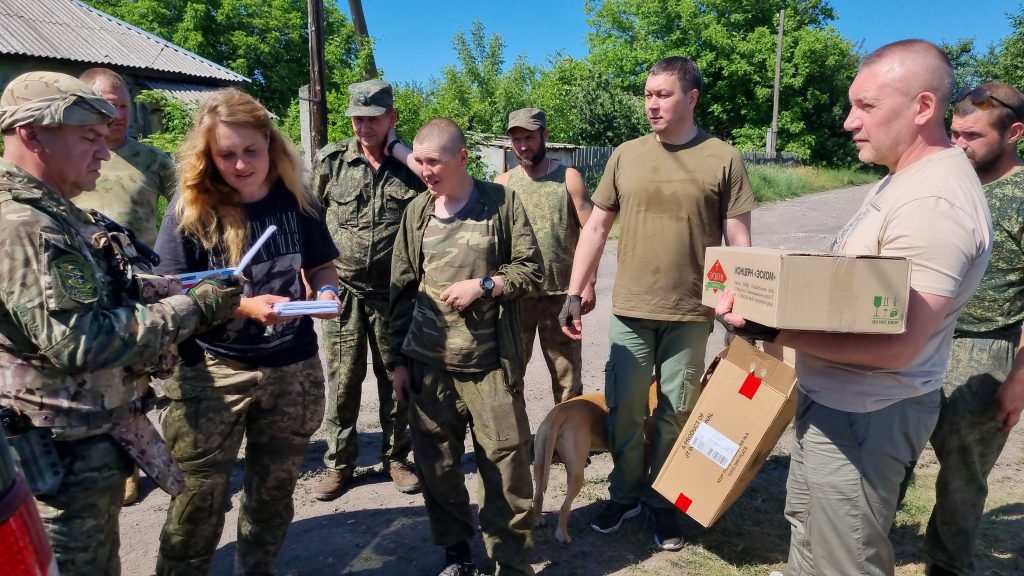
[532,55,648,146]
[991,4,1024,90]
[80,0,367,115]
[584,0,859,165]
[429,20,538,135]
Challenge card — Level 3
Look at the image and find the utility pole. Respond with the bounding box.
[768,9,785,158]
[348,0,378,79]
[307,0,328,158]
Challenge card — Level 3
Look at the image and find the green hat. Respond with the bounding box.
[506,108,546,133]
[345,79,393,117]
[0,71,115,132]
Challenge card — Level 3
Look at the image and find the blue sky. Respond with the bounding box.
[343,0,1017,86]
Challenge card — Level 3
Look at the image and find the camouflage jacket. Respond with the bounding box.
[312,137,426,297]
[956,169,1024,334]
[72,138,176,246]
[389,180,543,389]
[0,159,200,440]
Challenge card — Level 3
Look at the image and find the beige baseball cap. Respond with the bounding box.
[506,108,546,133]
[0,71,115,131]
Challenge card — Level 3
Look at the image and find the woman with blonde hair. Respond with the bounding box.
[153,88,341,575]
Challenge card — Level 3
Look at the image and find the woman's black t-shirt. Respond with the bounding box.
[155,181,339,367]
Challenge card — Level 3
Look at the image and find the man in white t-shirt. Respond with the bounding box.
[717,39,992,576]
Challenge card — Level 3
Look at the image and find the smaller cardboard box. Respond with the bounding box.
[702,247,911,333]
[653,337,798,527]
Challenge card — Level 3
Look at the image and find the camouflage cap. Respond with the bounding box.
[506,108,546,133]
[0,71,115,132]
[345,79,393,117]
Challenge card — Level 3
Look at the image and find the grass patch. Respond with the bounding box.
[748,165,878,203]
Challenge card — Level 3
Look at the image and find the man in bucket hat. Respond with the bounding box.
[312,78,425,500]
[0,71,239,575]
[495,108,593,404]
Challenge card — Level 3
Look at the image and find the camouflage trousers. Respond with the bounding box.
[322,294,410,477]
[156,353,325,576]
[924,332,1017,575]
[407,360,535,576]
[520,294,583,403]
[34,434,133,576]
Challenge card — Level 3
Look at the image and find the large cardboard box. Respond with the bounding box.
[653,337,798,527]
[701,246,911,333]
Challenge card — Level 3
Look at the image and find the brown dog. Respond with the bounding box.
[532,381,658,544]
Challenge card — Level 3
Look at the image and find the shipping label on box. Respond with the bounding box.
[701,247,910,333]
[653,337,798,527]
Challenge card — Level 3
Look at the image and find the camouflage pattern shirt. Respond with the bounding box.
[401,190,501,371]
[0,159,201,440]
[507,164,579,295]
[313,137,426,297]
[72,137,176,246]
[390,181,543,388]
[955,169,1024,334]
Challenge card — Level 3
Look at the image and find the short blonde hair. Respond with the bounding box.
[175,88,314,265]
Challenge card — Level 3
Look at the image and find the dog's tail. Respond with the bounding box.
[533,409,561,506]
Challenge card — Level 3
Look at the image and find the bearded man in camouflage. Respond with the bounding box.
[71,67,177,506]
[0,71,239,575]
[391,117,543,576]
[494,108,593,403]
[922,82,1024,576]
[311,79,426,500]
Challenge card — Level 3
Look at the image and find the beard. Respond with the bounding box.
[516,146,547,169]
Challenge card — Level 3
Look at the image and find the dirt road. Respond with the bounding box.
[118,185,1024,575]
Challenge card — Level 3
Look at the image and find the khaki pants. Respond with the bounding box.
[605,315,710,509]
[35,434,133,576]
[784,389,941,576]
[925,333,1016,574]
[407,360,535,576]
[156,354,325,576]
[519,294,583,403]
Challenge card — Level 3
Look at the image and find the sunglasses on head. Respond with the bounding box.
[954,86,1022,120]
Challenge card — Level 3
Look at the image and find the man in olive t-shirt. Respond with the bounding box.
[561,56,756,551]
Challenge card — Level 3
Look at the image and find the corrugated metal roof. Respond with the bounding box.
[0,0,247,84]
[143,79,230,103]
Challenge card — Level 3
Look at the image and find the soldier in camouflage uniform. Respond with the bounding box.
[0,71,240,576]
[391,118,543,576]
[72,67,178,506]
[311,79,425,500]
[494,108,593,403]
[72,68,176,247]
[922,82,1024,576]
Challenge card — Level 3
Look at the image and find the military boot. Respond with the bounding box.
[313,469,349,501]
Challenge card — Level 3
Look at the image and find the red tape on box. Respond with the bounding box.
[674,492,693,512]
[739,373,762,400]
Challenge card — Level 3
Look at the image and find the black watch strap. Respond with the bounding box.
[386,139,401,156]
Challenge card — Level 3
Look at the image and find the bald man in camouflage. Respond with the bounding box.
[0,71,239,575]
[391,117,543,576]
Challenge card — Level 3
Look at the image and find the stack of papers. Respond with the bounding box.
[272,301,341,317]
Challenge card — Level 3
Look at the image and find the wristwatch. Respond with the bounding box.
[479,276,495,298]
[385,139,402,157]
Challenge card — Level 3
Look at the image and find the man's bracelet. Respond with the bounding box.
[386,139,402,156]
[318,285,340,298]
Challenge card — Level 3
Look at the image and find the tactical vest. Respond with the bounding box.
[0,180,184,494]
